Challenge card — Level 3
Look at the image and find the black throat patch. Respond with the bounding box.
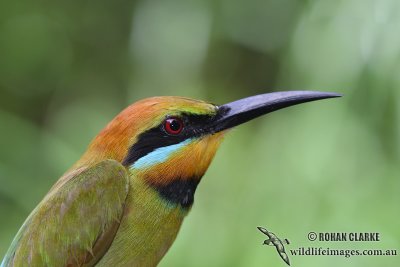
[150,179,200,208]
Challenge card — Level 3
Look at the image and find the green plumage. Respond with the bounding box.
[2,160,129,266]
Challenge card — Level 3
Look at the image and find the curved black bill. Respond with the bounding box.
[211,91,341,132]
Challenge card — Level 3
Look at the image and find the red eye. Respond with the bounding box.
[164,117,184,135]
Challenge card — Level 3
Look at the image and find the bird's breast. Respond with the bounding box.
[96,177,189,266]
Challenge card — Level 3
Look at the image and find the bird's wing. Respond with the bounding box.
[275,242,290,266]
[1,159,129,267]
[257,226,269,235]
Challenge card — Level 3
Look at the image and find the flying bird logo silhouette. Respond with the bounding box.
[257,227,291,266]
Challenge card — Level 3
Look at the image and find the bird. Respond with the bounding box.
[257,226,291,266]
[1,91,340,267]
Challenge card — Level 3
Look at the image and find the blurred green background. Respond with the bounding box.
[0,0,399,266]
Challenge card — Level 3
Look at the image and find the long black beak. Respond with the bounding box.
[212,91,341,132]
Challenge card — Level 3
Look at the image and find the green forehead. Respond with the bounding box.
[137,97,218,129]
[161,97,217,115]
[175,104,216,115]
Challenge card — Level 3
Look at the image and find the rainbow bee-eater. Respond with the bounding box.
[1,91,340,267]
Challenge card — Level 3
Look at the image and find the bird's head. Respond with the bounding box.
[77,91,340,208]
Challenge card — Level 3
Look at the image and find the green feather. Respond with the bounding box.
[2,160,129,267]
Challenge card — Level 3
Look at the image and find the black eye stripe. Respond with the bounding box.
[122,113,214,166]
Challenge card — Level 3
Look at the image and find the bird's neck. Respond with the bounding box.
[98,174,188,266]
[129,169,200,210]
[125,132,226,209]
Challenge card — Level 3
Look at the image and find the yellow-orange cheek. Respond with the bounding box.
[135,132,225,186]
